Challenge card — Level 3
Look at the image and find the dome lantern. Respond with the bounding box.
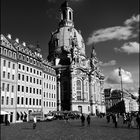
[59,0,74,27]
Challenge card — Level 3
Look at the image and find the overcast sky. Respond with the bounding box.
[1,0,139,93]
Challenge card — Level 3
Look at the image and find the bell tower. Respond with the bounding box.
[59,0,74,27]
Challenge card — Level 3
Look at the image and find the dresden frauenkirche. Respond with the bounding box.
[47,1,106,115]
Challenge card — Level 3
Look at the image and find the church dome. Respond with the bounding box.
[50,27,86,56]
[48,1,86,64]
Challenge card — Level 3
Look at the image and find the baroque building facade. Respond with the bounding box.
[104,88,139,113]
[0,34,57,123]
[47,1,106,115]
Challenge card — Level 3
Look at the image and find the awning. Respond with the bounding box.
[0,110,10,115]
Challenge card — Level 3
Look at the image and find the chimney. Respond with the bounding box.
[22,42,26,46]
[15,38,19,43]
[7,34,11,39]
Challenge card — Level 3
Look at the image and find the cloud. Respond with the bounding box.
[87,14,139,45]
[124,14,139,26]
[106,68,133,84]
[99,60,116,67]
[115,42,139,54]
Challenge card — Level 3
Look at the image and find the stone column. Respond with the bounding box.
[89,75,93,115]
[57,70,61,111]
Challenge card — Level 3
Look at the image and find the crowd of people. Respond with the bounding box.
[106,112,140,129]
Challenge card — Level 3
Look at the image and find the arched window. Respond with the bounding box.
[69,11,71,20]
[76,80,82,100]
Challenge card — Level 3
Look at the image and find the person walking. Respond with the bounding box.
[136,113,140,129]
[87,115,91,126]
[33,116,37,129]
[81,114,85,126]
[106,114,110,123]
[113,114,118,128]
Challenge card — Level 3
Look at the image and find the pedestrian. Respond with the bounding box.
[127,115,131,128]
[81,114,85,126]
[123,113,127,124]
[5,119,10,126]
[106,114,110,123]
[33,116,37,129]
[64,114,69,123]
[87,115,91,126]
[113,114,118,128]
[136,113,140,129]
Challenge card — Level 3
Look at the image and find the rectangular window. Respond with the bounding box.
[18,85,20,91]
[12,75,14,80]
[18,74,20,80]
[7,84,9,92]
[6,97,9,105]
[8,62,10,68]
[17,97,20,104]
[3,71,6,78]
[40,89,41,95]
[11,85,14,92]
[29,98,32,105]
[27,67,29,72]
[30,77,32,83]
[12,64,15,69]
[26,98,28,105]
[37,89,38,94]
[2,83,5,91]
[34,69,36,74]
[26,87,28,93]
[40,80,41,85]
[1,96,4,105]
[22,65,25,70]
[33,78,35,83]
[22,86,24,92]
[30,87,32,93]
[8,73,10,79]
[3,60,6,66]
[30,68,32,73]
[21,97,24,105]
[33,88,35,94]
[22,75,24,81]
[26,76,28,82]
[39,99,41,105]
[36,99,38,105]
[11,98,13,105]
[33,99,35,105]
[18,64,21,69]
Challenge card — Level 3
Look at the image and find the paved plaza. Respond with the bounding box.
[1,117,139,140]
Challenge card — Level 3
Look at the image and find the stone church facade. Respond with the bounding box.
[48,1,106,115]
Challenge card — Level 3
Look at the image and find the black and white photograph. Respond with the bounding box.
[0,0,139,140]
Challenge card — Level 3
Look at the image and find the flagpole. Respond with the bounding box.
[119,67,123,100]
